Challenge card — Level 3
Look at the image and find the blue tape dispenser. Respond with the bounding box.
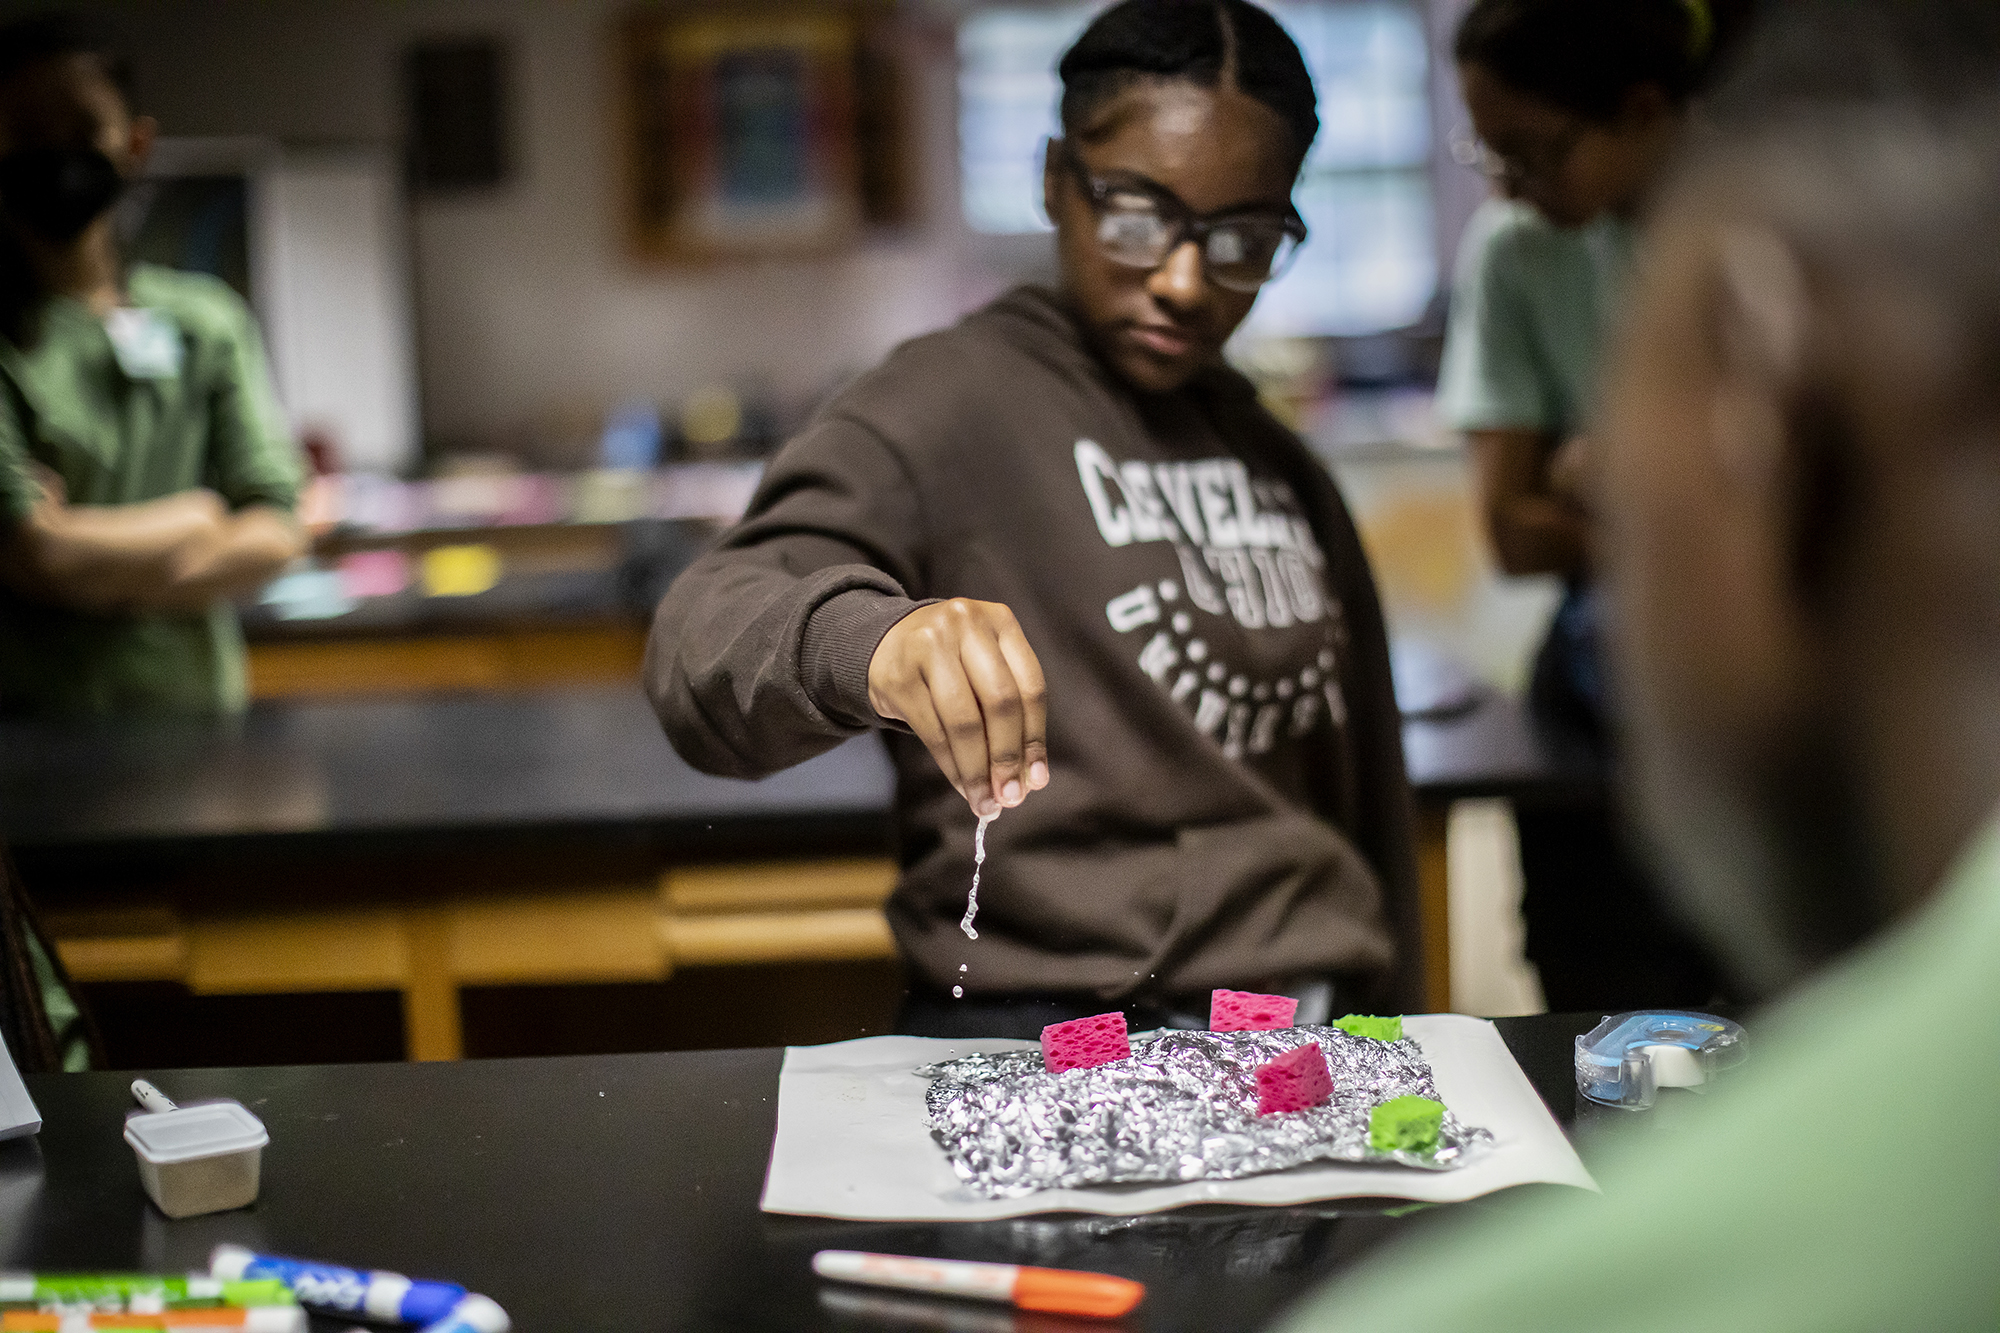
[1575,1010,1747,1109]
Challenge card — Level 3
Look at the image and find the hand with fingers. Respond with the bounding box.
[867,598,1049,817]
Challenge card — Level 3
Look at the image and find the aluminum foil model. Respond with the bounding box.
[919,1026,1492,1199]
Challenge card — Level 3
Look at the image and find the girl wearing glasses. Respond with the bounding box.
[650,0,1421,1036]
[1443,0,1751,1010]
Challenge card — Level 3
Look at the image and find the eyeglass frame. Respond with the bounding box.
[1053,140,1308,293]
[1448,121,1590,188]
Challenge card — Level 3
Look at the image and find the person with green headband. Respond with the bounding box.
[1437,0,1755,1013]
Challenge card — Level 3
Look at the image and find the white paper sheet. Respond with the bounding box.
[761,1014,1597,1220]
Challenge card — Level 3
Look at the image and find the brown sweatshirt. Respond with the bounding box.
[647,287,1420,1008]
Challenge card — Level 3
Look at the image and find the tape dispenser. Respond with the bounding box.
[1574,1010,1747,1110]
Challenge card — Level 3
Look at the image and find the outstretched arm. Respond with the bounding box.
[646,416,1047,815]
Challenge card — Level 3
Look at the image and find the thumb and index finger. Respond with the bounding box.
[867,598,1050,817]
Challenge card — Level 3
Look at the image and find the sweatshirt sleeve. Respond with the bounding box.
[645,412,933,778]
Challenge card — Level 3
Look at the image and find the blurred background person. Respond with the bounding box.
[1281,1,2000,1325]
[1437,0,1752,1010]
[0,14,304,718]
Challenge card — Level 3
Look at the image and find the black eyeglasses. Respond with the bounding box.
[1059,145,1307,294]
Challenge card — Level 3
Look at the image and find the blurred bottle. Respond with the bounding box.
[599,400,664,470]
[677,384,743,461]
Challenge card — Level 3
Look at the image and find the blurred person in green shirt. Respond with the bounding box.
[1277,2,2000,1329]
[1438,0,1762,1014]
[0,15,304,718]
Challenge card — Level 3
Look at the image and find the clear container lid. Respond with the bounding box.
[123,1101,269,1165]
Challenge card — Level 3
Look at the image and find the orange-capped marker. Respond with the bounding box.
[812,1250,1144,1320]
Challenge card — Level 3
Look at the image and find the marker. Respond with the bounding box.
[413,1294,509,1333]
[812,1252,1144,1319]
[818,1286,1020,1332]
[207,1248,462,1325]
[330,1293,511,1333]
[0,1310,303,1331]
[0,1277,292,1310]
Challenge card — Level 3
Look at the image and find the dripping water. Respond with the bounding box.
[960,810,997,940]
[954,811,997,997]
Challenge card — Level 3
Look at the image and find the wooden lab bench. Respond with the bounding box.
[1,688,898,1062]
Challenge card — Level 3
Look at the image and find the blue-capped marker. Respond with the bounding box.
[210,1244,467,1325]
[418,1293,511,1333]
[334,1294,510,1333]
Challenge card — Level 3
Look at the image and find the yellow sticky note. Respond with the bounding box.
[421,544,502,597]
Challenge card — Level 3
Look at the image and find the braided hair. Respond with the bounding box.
[1455,0,1758,120]
[1059,0,1319,173]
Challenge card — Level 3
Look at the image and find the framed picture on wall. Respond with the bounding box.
[622,10,865,260]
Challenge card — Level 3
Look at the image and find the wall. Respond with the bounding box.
[1423,0,1485,296]
[56,0,985,465]
[37,0,1483,468]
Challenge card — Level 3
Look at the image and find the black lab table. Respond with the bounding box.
[4,1013,1597,1333]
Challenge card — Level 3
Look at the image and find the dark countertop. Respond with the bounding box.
[5,1013,1598,1333]
[1399,688,1604,809]
[0,688,1599,862]
[0,687,894,860]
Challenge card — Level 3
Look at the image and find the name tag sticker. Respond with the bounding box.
[104,307,184,380]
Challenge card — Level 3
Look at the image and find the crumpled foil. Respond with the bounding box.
[917,1026,1492,1199]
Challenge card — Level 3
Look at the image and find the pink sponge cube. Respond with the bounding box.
[1255,1042,1334,1115]
[1209,989,1299,1032]
[1041,1011,1131,1074]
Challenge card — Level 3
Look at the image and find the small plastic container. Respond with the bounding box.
[124,1099,270,1218]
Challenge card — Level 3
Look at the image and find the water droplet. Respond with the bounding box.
[961,810,997,939]
[952,985,964,998]
[959,963,968,972]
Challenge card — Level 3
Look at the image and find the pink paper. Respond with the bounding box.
[338,549,411,598]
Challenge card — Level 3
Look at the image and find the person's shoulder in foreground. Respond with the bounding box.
[1278,824,2000,1332]
[1280,1,2000,1327]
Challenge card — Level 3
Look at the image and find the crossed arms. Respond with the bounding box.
[0,464,304,614]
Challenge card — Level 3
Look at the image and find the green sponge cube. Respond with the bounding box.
[1332,1013,1403,1042]
[1369,1095,1443,1153]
